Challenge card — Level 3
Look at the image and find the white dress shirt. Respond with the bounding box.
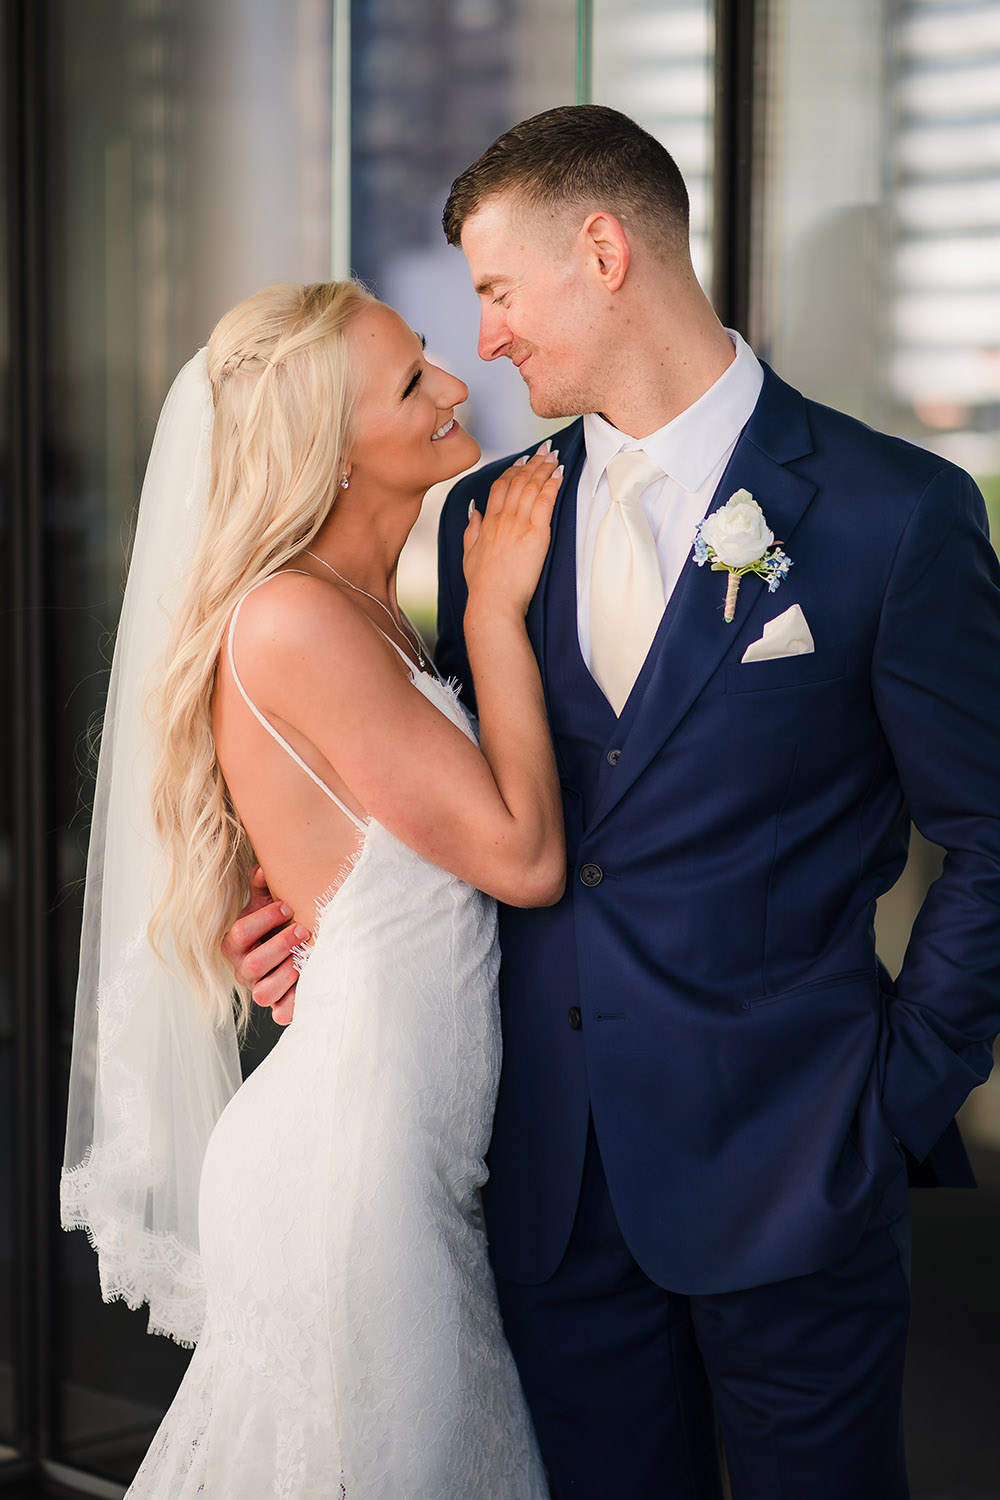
[576,330,764,667]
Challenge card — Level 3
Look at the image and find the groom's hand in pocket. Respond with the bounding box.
[222,865,309,1026]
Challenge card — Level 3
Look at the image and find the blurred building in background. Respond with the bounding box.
[1,1,998,1495]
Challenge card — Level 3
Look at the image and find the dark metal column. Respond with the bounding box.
[712,0,762,334]
[6,0,53,1477]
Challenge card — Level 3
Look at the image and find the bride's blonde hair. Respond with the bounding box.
[149,279,375,1032]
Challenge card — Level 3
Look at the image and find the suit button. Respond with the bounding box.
[568,1006,582,1030]
[579,863,603,887]
[607,748,621,766]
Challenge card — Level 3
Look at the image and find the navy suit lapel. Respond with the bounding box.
[586,367,819,835]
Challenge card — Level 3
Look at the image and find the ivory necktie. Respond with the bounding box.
[589,449,667,715]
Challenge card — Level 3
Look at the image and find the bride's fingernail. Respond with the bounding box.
[513,454,529,466]
[549,449,560,463]
[468,499,476,520]
[553,464,564,477]
[536,439,552,454]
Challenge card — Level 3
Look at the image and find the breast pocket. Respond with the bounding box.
[725,644,848,694]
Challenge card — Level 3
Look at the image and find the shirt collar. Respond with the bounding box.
[582,330,764,494]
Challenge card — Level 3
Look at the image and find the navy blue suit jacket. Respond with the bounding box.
[436,364,1000,1295]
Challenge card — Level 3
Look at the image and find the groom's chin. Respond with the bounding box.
[525,388,582,422]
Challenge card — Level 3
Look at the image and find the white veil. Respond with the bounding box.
[61,350,243,1346]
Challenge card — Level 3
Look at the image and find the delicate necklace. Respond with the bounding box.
[304,550,429,670]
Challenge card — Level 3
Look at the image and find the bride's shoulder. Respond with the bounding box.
[225,570,383,682]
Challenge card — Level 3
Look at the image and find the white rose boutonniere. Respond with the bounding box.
[693,489,792,622]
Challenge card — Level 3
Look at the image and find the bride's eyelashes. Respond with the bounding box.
[401,334,428,400]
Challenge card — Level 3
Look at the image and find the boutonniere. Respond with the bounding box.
[692,490,792,622]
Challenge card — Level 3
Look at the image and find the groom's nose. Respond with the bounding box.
[477,303,510,363]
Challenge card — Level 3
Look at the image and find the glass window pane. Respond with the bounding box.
[592,0,716,292]
[753,0,895,420]
[755,0,1000,517]
[350,0,579,629]
[889,2,1000,526]
[47,0,335,1481]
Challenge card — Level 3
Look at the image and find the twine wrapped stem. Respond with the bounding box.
[724,572,741,623]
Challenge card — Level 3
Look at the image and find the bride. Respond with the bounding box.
[61,279,563,1497]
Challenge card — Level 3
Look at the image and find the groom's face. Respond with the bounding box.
[459,195,607,420]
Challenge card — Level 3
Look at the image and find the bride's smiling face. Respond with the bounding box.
[345,304,480,494]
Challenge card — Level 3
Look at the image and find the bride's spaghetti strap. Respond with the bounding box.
[225,573,368,834]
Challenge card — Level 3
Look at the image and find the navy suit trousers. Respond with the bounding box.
[494,1120,911,1500]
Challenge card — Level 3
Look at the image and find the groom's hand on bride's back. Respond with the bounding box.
[222,865,308,1026]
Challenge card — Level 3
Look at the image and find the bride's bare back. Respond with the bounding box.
[213,574,386,931]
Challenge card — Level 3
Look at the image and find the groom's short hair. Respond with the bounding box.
[442,105,690,258]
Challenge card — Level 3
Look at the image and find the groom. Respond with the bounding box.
[229,108,1000,1497]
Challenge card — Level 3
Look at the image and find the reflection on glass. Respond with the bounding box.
[47,0,334,1481]
[754,0,888,420]
[757,0,1000,506]
[592,0,715,292]
[888,1,1000,529]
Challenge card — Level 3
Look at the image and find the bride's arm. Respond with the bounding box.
[230,451,564,932]
[459,452,565,902]
[224,451,564,1012]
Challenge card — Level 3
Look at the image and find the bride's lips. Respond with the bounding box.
[431,417,457,441]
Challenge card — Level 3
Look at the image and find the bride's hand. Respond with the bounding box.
[462,446,561,617]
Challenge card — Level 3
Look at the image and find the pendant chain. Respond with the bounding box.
[303,550,428,669]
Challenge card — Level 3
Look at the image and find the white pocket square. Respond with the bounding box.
[741,604,814,663]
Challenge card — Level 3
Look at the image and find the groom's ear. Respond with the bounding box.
[579,211,630,293]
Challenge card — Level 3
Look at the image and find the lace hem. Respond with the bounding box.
[61,1160,205,1346]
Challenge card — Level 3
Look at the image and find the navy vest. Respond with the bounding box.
[542,485,620,857]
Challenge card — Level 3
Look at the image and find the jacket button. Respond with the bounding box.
[579,863,603,887]
[567,1006,582,1030]
[607,748,621,766]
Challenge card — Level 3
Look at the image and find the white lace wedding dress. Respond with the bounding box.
[126,594,548,1499]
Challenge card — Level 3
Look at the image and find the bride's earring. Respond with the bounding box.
[340,472,350,490]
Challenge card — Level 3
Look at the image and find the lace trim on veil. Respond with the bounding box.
[61,924,214,1346]
[61,1172,207,1348]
